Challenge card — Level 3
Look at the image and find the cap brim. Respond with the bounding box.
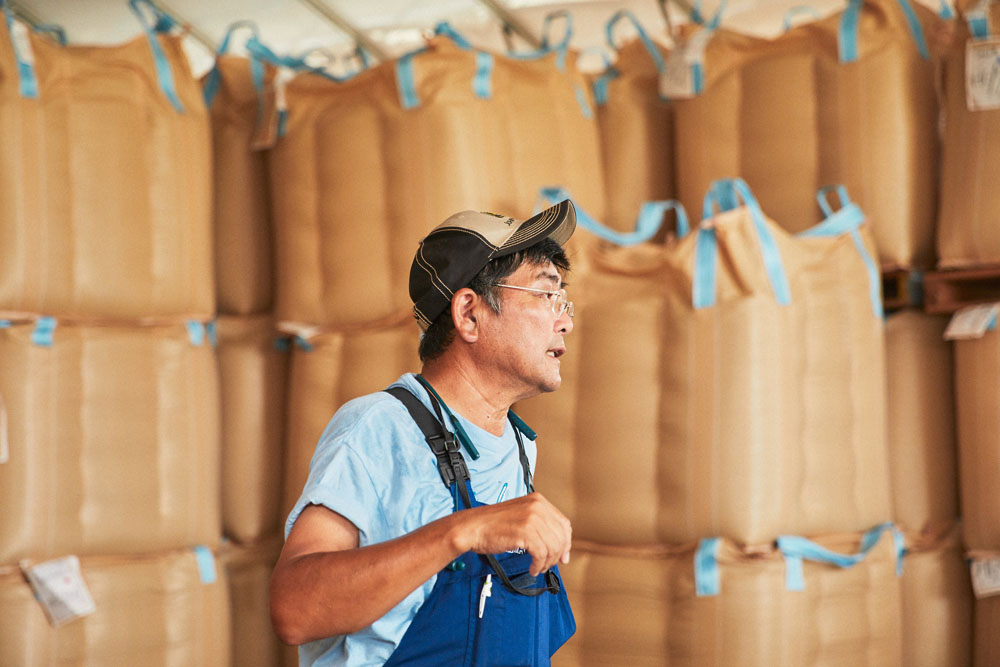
[494,199,576,259]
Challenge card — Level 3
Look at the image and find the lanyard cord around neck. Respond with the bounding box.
[414,374,533,493]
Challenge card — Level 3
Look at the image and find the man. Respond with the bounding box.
[271,200,579,665]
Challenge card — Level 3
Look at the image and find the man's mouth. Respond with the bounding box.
[546,348,565,359]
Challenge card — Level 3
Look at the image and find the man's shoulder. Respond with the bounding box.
[321,375,426,450]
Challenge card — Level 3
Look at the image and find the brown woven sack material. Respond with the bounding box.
[899,523,973,667]
[219,538,285,667]
[217,315,290,545]
[885,311,959,533]
[0,319,222,564]
[280,315,421,522]
[593,37,676,237]
[0,24,213,320]
[954,328,1000,551]
[268,35,604,329]
[0,546,231,666]
[520,189,890,546]
[206,56,277,315]
[553,528,903,667]
[936,4,1000,269]
[673,0,942,270]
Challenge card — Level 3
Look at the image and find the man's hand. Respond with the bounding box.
[450,492,572,576]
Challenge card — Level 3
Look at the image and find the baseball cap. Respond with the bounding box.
[410,199,577,331]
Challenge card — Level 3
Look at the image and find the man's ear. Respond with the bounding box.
[451,288,480,343]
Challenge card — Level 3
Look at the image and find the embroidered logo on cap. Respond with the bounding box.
[480,211,516,226]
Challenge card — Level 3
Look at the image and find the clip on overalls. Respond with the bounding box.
[382,382,576,666]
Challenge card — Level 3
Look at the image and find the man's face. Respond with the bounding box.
[476,260,574,400]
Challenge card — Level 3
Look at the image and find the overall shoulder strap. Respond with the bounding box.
[385,386,471,495]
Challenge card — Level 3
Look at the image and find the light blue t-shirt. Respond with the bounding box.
[287,373,538,667]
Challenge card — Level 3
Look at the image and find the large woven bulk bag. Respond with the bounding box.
[281,317,421,518]
[220,538,284,667]
[954,326,1000,551]
[673,0,941,269]
[885,311,958,532]
[0,319,221,564]
[976,597,1000,666]
[593,12,675,235]
[266,26,603,329]
[554,525,903,666]
[900,525,972,667]
[937,3,1000,268]
[217,316,289,544]
[0,1,213,320]
[525,181,889,545]
[203,24,277,316]
[0,547,230,666]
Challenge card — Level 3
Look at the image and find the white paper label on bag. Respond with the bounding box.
[972,557,1000,599]
[659,29,712,99]
[20,556,97,627]
[943,303,1000,340]
[9,20,36,67]
[966,38,1000,111]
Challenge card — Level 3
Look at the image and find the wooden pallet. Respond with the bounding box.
[882,269,923,312]
[922,266,1000,315]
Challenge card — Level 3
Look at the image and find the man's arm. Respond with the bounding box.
[270,492,572,646]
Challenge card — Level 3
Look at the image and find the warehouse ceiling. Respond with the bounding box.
[6,0,927,76]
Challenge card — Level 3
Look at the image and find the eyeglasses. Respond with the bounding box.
[494,284,574,318]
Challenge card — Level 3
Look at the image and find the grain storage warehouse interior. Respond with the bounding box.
[1,0,997,664]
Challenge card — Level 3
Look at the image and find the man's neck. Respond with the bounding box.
[418,361,514,437]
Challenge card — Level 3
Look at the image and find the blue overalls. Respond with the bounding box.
[383,383,576,666]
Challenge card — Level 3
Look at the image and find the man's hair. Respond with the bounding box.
[417,237,570,362]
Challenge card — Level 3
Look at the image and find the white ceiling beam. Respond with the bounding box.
[150,0,218,52]
[294,0,388,62]
[475,0,541,49]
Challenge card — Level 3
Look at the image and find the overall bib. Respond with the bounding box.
[382,384,576,666]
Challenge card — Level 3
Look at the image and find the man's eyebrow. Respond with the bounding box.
[534,270,564,287]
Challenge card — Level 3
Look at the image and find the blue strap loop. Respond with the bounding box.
[689,0,727,28]
[185,321,206,346]
[606,10,666,76]
[474,50,494,100]
[433,21,474,49]
[777,522,900,591]
[395,47,425,109]
[3,3,39,99]
[591,67,619,105]
[537,186,686,245]
[203,21,264,107]
[783,5,822,31]
[540,10,573,53]
[694,538,722,596]
[34,23,66,46]
[799,185,883,318]
[293,335,314,352]
[938,0,955,20]
[31,316,56,347]
[698,178,792,308]
[192,545,218,584]
[128,0,184,112]
[967,1,993,39]
[840,0,930,63]
[243,35,362,83]
[693,226,718,309]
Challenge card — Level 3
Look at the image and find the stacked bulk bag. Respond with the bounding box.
[522,180,889,545]
[0,319,221,564]
[885,311,959,532]
[216,316,289,545]
[281,317,421,517]
[937,1,1000,268]
[220,538,284,667]
[899,525,972,667]
[0,547,230,665]
[672,0,942,269]
[592,11,675,236]
[203,23,278,316]
[264,24,604,329]
[953,323,1000,552]
[554,526,903,666]
[0,0,213,320]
